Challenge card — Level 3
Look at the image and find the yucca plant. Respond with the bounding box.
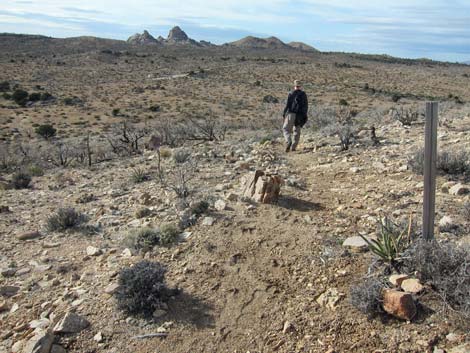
[360,216,412,269]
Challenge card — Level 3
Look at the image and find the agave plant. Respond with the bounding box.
[360,216,412,268]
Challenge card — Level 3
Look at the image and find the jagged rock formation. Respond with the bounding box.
[167,26,189,42]
[127,30,159,45]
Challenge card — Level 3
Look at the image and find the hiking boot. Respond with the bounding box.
[285,142,291,152]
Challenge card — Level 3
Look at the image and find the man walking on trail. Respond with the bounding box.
[282,80,308,152]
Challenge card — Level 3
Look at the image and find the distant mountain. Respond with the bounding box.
[127,26,213,47]
[288,41,318,52]
[127,30,160,45]
[463,61,470,65]
[228,36,318,52]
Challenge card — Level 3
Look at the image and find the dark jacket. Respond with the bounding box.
[283,89,308,117]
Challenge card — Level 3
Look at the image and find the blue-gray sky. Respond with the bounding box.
[1,0,469,62]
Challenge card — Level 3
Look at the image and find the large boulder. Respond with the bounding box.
[240,170,283,204]
[22,330,54,353]
[53,312,89,334]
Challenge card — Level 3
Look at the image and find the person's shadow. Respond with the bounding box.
[277,195,324,212]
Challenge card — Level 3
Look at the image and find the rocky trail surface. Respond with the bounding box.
[2,117,470,353]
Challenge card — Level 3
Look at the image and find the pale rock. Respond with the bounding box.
[214,200,227,211]
[104,283,121,295]
[240,170,283,204]
[389,274,409,287]
[446,333,461,342]
[29,319,50,330]
[316,288,344,310]
[202,217,215,226]
[448,344,470,353]
[449,183,470,196]
[439,216,457,230]
[225,193,238,201]
[53,312,90,333]
[93,332,103,343]
[441,181,457,193]
[22,330,54,353]
[86,246,102,256]
[10,302,19,313]
[400,278,424,294]
[1,268,16,277]
[121,248,133,257]
[282,321,294,334]
[342,236,369,251]
[11,340,24,353]
[16,231,41,241]
[350,167,361,173]
[382,289,417,320]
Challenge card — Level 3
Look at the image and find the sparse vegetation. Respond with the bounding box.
[190,200,209,217]
[12,171,32,189]
[409,149,470,176]
[35,124,57,139]
[350,277,384,317]
[115,260,174,317]
[131,167,150,183]
[158,223,180,245]
[46,207,87,231]
[12,89,29,106]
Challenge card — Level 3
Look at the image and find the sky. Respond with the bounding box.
[0,0,469,62]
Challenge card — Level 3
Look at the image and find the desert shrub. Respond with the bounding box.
[28,92,41,102]
[392,107,419,126]
[403,240,470,318]
[112,108,120,116]
[159,223,180,245]
[124,227,160,252]
[28,165,44,177]
[409,149,470,176]
[190,200,209,217]
[131,168,150,183]
[2,92,11,100]
[462,202,470,221]
[12,171,32,189]
[0,81,10,92]
[12,89,29,106]
[46,207,87,231]
[35,124,57,139]
[149,105,160,112]
[173,148,191,164]
[339,98,349,106]
[263,95,279,104]
[350,277,384,316]
[159,148,171,158]
[135,207,152,219]
[40,92,52,101]
[115,260,174,317]
[391,93,402,102]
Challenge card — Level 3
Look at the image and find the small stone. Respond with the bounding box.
[22,330,54,353]
[0,285,20,297]
[400,278,424,294]
[10,302,19,313]
[449,183,470,196]
[433,348,445,353]
[226,193,238,201]
[86,246,102,256]
[389,274,409,287]
[214,200,227,211]
[342,236,369,251]
[382,289,417,320]
[446,333,461,342]
[439,216,457,231]
[121,248,133,257]
[50,344,67,353]
[316,288,344,310]
[16,231,41,240]
[53,312,90,333]
[104,283,121,295]
[93,331,103,343]
[202,217,215,226]
[1,267,17,277]
[282,321,294,334]
[29,318,51,330]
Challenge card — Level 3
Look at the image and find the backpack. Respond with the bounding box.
[290,91,302,114]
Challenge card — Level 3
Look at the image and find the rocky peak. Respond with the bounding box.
[167,26,189,42]
[127,30,158,45]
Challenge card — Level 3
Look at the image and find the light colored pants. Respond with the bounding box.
[283,113,301,149]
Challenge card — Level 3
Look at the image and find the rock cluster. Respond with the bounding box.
[240,170,283,204]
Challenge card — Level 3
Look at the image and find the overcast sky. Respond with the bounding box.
[1,0,469,62]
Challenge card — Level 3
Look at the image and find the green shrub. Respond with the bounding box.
[190,200,209,217]
[40,92,52,101]
[2,92,11,100]
[159,223,180,245]
[112,108,120,116]
[0,81,10,92]
[149,105,160,112]
[12,171,32,189]
[131,168,150,183]
[115,260,174,317]
[124,227,161,252]
[173,149,191,164]
[135,207,152,219]
[12,89,29,106]
[28,165,44,176]
[339,98,349,106]
[46,207,87,232]
[35,124,57,139]
[28,92,41,102]
[391,93,402,102]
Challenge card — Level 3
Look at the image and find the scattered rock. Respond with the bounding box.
[282,321,294,334]
[53,312,90,334]
[439,216,458,231]
[342,236,369,252]
[382,289,417,320]
[214,200,227,211]
[240,170,283,204]
[1,267,17,277]
[449,183,469,196]
[0,285,20,297]
[104,283,120,295]
[448,344,470,353]
[86,246,102,256]
[22,330,54,353]
[93,331,103,343]
[389,274,409,287]
[16,231,41,241]
[202,217,215,226]
[316,288,344,310]
[441,181,457,193]
[400,278,424,294]
[225,193,238,201]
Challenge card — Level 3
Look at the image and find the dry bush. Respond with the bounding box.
[46,207,87,232]
[107,122,150,155]
[409,148,470,176]
[115,260,175,318]
[350,277,384,317]
[12,171,32,189]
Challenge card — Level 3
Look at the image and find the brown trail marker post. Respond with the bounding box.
[422,102,438,240]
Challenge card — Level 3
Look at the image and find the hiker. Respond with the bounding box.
[282,80,308,152]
